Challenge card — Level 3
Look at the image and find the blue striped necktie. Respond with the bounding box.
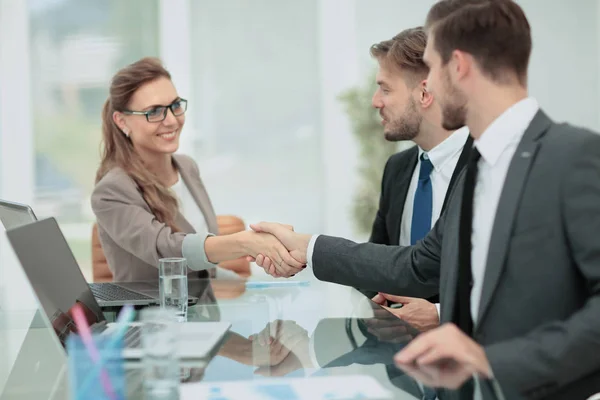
[411,153,434,245]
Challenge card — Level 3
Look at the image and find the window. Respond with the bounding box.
[28,0,160,280]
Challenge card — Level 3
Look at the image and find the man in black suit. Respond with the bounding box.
[365,28,471,333]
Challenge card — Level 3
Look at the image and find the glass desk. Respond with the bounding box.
[1,273,426,400]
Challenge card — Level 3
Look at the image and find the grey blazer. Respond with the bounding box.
[311,111,600,400]
[91,154,218,282]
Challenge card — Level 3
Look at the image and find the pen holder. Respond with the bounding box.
[66,333,126,400]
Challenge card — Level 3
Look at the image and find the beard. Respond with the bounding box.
[440,71,468,131]
[384,97,423,142]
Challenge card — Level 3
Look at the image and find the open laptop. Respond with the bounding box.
[5,217,231,359]
[0,199,163,307]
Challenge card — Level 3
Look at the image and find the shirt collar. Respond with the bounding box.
[475,97,539,166]
[419,126,470,172]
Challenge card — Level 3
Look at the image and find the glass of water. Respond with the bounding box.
[140,307,180,400]
[159,258,188,322]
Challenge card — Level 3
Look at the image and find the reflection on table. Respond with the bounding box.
[2,275,425,400]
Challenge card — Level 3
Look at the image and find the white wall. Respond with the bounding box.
[0,0,36,312]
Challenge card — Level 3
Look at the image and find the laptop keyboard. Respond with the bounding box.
[89,283,154,301]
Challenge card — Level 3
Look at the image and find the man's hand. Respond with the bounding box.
[371,293,440,332]
[362,318,414,344]
[394,323,492,390]
[250,222,311,277]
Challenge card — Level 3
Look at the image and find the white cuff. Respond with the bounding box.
[435,303,441,319]
[306,234,321,269]
[182,233,217,271]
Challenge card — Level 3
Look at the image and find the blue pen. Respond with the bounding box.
[246,280,310,289]
[77,305,135,396]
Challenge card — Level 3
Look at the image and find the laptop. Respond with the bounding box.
[0,199,38,228]
[6,217,231,359]
[0,199,163,307]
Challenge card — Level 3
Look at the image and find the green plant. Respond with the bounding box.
[338,73,411,236]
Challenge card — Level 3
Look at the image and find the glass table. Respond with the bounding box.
[1,272,427,399]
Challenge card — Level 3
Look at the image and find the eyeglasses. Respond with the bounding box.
[122,98,188,123]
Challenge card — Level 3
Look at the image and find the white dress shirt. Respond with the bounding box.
[171,174,208,236]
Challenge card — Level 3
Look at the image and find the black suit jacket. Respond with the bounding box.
[362,135,473,300]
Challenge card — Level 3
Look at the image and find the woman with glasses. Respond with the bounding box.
[92,57,303,283]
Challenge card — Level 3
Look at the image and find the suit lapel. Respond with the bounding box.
[475,111,552,328]
[172,155,219,234]
[442,135,473,213]
[391,147,418,244]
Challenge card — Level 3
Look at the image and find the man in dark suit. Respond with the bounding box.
[365,27,471,333]
[251,0,600,398]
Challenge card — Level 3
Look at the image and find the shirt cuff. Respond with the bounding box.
[306,234,321,269]
[182,233,218,271]
[435,303,441,319]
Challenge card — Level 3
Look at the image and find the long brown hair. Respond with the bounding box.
[96,57,180,230]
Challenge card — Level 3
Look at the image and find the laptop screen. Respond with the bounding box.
[5,217,106,346]
[0,200,37,230]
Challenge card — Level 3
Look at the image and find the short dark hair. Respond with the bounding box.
[425,0,532,86]
[370,27,429,86]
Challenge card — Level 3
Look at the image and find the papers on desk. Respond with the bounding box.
[181,375,392,399]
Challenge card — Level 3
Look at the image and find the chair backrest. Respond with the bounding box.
[90,215,251,282]
[91,223,113,282]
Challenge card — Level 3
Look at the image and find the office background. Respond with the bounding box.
[0,0,598,311]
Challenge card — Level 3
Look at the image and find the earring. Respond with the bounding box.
[123,129,130,138]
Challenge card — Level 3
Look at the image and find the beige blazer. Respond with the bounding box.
[91,154,218,282]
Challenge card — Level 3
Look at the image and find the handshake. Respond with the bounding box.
[242,222,311,278]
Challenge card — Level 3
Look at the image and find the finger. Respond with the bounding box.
[262,256,273,270]
[250,222,281,236]
[281,224,295,231]
[395,362,437,387]
[394,332,436,365]
[371,293,386,305]
[246,256,256,262]
[249,223,264,233]
[267,263,277,277]
[381,294,415,304]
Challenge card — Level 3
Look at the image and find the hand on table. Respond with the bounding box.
[394,323,492,390]
[249,222,311,277]
[372,293,440,332]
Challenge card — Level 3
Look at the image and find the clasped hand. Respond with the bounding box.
[246,222,311,278]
